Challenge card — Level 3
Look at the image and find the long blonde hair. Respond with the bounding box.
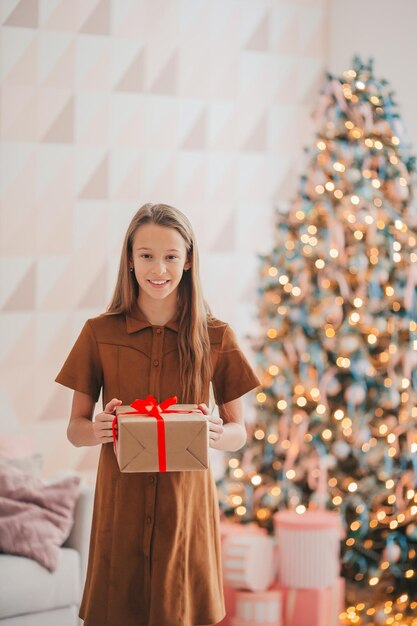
[107,203,213,403]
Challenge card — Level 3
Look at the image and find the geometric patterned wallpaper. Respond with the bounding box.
[0,0,327,478]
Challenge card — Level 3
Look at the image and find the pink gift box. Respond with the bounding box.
[274,510,342,589]
[271,578,345,626]
[216,585,237,626]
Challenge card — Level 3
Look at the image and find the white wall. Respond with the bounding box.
[328,0,417,151]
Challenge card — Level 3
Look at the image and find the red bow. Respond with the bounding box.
[112,395,202,472]
[112,395,177,472]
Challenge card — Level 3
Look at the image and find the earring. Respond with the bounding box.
[130,267,134,272]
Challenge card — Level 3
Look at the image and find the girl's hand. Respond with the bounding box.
[198,403,224,447]
[93,398,122,445]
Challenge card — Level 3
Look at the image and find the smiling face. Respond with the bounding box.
[130,223,191,309]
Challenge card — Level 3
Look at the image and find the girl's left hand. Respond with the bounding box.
[198,403,224,446]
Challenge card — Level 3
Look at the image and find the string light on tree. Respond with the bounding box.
[217,56,417,624]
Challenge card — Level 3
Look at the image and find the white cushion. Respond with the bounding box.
[0,548,81,619]
[0,606,78,626]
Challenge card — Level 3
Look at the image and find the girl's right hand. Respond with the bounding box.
[92,398,122,444]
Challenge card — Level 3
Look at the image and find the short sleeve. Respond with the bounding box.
[55,320,103,403]
[212,324,261,406]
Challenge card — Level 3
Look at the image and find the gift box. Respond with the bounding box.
[222,532,276,592]
[217,522,268,626]
[274,510,342,588]
[231,590,282,626]
[220,520,267,542]
[272,578,345,626]
[113,397,208,473]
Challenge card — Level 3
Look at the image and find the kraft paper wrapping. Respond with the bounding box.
[115,404,209,473]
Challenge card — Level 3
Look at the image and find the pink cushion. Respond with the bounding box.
[0,462,80,571]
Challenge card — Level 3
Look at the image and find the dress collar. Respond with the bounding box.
[125,305,179,334]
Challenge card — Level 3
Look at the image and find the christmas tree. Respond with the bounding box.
[218,57,417,624]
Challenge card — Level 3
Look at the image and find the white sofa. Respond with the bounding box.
[0,483,94,626]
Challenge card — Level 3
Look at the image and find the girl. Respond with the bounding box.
[55,203,260,626]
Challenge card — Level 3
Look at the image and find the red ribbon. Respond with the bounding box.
[111,395,202,472]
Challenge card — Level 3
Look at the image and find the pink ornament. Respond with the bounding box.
[339,334,361,353]
[326,377,342,397]
[382,543,401,564]
[333,441,350,460]
[344,383,366,406]
[353,427,371,446]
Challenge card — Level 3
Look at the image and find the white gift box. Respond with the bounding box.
[222,532,276,592]
[231,590,282,626]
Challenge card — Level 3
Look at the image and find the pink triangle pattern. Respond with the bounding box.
[147,158,177,200]
[36,153,75,208]
[78,265,107,309]
[181,110,207,150]
[36,206,73,255]
[3,39,37,86]
[39,216,107,311]
[112,156,142,200]
[37,89,73,140]
[178,161,206,207]
[42,41,76,89]
[209,212,236,253]
[242,113,268,152]
[79,0,110,36]
[208,162,236,205]
[2,262,36,311]
[2,152,36,208]
[42,0,77,32]
[1,87,37,141]
[245,12,269,52]
[148,51,178,95]
[3,0,39,28]
[113,104,146,148]
[77,100,109,145]
[116,49,145,93]
[79,155,109,199]
[0,203,37,255]
[273,16,299,56]
[42,97,74,143]
[1,316,36,373]
[80,46,111,91]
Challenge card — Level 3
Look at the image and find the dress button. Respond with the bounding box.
[149,475,155,484]
[153,359,159,367]
[146,516,152,525]
[156,328,162,334]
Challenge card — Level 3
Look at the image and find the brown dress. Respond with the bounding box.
[55,306,260,626]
